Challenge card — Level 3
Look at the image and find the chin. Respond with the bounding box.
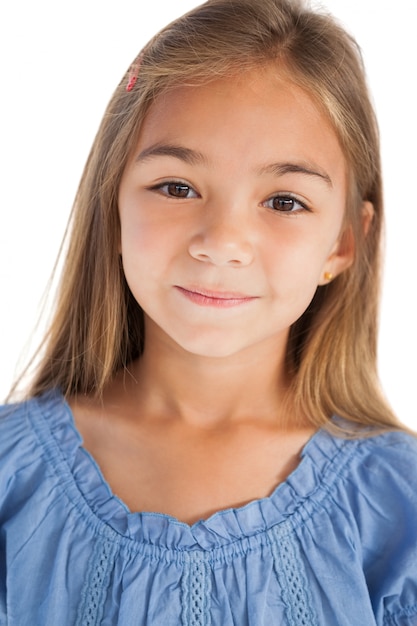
[170,330,251,359]
[179,341,244,359]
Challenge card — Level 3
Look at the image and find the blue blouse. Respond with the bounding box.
[1,391,417,625]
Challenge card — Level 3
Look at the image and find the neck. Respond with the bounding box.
[123,329,296,430]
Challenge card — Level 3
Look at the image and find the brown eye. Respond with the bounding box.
[166,183,192,198]
[272,197,296,211]
[263,194,308,213]
[152,181,199,199]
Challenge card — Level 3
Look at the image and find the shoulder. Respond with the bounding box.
[325,429,417,622]
[0,390,67,450]
[300,427,417,622]
[346,430,417,549]
[310,425,417,505]
[316,425,417,490]
[349,428,417,484]
[341,428,417,500]
[358,426,417,460]
[0,392,98,624]
[0,391,74,508]
[0,395,37,462]
[325,428,417,527]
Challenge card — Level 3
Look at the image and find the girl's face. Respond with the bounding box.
[118,67,351,360]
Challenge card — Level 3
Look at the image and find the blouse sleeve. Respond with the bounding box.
[351,431,417,624]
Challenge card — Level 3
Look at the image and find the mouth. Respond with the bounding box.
[174,285,257,308]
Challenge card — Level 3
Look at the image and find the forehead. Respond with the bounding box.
[134,67,346,185]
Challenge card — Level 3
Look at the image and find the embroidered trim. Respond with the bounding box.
[181,551,212,626]
[268,523,318,626]
[76,534,120,626]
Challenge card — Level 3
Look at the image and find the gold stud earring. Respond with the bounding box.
[324,272,333,282]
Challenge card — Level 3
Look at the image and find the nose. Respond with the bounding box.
[188,203,255,267]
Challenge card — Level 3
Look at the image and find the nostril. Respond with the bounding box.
[188,230,254,267]
[189,244,253,267]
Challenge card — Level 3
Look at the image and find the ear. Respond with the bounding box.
[319,201,374,285]
[361,200,374,236]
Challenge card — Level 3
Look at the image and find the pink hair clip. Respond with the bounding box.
[126,54,144,92]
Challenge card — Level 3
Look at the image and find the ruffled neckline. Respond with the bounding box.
[29,390,349,552]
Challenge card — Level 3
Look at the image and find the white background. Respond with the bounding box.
[0,1,416,429]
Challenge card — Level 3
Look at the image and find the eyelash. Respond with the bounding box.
[262,193,309,214]
[148,180,199,199]
[148,180,310,213]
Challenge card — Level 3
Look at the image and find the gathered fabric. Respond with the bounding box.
[1,391,417,625]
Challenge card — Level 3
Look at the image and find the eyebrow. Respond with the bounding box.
[136,143,208,166]
[257,162,333,187]
[136,142,332,187]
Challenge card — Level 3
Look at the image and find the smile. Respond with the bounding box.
[174,286,257,308]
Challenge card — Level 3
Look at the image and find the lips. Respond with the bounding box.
[175,285,257,308]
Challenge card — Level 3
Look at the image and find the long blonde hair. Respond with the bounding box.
[16,0,403,433]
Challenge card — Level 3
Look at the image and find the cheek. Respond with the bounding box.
[120,207,160,263]
[263,229,332,284]
[119,213,154,292]
[119,211,184,300]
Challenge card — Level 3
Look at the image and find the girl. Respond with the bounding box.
[1,0,416,624]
